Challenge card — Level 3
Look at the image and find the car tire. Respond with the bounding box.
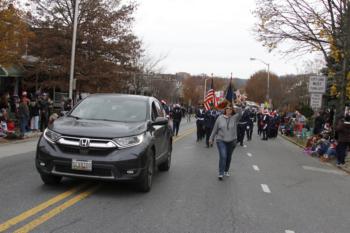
[40,174,62,185]
[138,152,154,192]
[158,140,172,171]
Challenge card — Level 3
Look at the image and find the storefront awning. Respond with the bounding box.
[0,65,24,77]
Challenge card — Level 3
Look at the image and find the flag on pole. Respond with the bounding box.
[225,78,234,103]
[204,79,216,110]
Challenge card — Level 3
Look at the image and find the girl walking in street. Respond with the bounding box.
[209,104,242,180]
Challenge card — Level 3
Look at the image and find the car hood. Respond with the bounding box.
[50,117,147,138]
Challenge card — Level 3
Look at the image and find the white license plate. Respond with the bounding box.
[72,159,92,171]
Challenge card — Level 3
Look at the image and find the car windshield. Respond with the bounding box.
[69,96,147,122]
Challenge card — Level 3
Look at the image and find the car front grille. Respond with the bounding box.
[56,135,117,156]
[57,144,114,156]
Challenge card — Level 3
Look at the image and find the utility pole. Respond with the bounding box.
[69,0,80,99]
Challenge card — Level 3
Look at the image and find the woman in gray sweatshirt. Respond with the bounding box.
[209,104,242,180]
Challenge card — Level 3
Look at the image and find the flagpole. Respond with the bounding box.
[203,73,213,100]
[204,78,209,100]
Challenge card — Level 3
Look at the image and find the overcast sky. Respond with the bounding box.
[133,0,319,79]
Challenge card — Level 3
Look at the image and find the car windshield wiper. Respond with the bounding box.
[93,118,123,122]
[68,115,81,120]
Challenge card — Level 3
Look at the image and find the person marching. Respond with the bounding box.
[161,100,170,118]
[195,103,206,141]
[237,105,250,146]
[209,104,242,180]
[171,104,182,136]
[204,103,219,148]
[261,109,270,140]
[246,107,254,141]
[257,109,263,136]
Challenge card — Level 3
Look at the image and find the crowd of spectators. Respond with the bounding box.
[0,91,71,139]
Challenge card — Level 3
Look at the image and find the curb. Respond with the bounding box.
[279,134,305,149]
[279,134,350,175]
[0,135,41,146]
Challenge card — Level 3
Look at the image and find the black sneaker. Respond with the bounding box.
[218,175,223,180]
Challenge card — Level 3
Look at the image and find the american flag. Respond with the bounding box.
[204,79,216,110]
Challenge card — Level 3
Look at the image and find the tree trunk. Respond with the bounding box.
[338,2,350,117]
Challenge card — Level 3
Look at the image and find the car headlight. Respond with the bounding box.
[43,129,61,143]
[113,134,144,149]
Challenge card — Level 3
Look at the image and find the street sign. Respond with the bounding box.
[310,93,323,109]
[309,76,326,93]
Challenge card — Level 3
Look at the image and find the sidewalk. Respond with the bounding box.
[0,131,42,145]
[280,134,350,174]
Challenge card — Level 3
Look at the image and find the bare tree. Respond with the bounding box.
[254,0,350,113]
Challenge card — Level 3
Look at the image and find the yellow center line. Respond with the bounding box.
[13,185,101,233]
[0,183,89,232]
[177,127,196,136]
[174,128,196,143]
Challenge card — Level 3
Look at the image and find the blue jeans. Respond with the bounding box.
[216,140,237,175]
[20,117,28,137]
[173,121,180,136]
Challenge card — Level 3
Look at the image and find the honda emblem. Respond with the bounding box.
[79,138,90,148]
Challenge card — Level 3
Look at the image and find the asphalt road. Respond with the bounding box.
[0,122,349,233]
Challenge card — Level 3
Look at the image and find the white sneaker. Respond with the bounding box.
[218,175,223,180]
[224,172,230,177]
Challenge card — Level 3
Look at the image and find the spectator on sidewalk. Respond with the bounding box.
[21,91,30,105]
[313,111,325,135]
[18,97,30,138]
[0,109,8,137]
[0,93,10,122]
[321,139,337,162]
[335,113,350,166]
[64,98,73,111]
[39,93,49,132]
[29,97,40,132]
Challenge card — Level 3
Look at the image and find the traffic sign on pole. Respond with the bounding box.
[309,76,326,93]
[310,93,323,109]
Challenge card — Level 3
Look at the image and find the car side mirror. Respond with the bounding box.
[152,116,168,126]
[60,111,68,116]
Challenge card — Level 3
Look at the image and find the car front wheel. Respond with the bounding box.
[158,140,172,171]
[137,152,154,192]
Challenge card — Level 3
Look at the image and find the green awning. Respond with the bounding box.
[0,65,24,77]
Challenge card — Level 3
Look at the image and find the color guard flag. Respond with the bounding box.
[204,79,216,110]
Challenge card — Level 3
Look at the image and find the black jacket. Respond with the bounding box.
[204,110,218,128]
[313,116,325,135]
[336,119,350,142]
[195,108,206,122]
[30,101,40,117]
[172,107,182,122]
[239,109,250,124]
